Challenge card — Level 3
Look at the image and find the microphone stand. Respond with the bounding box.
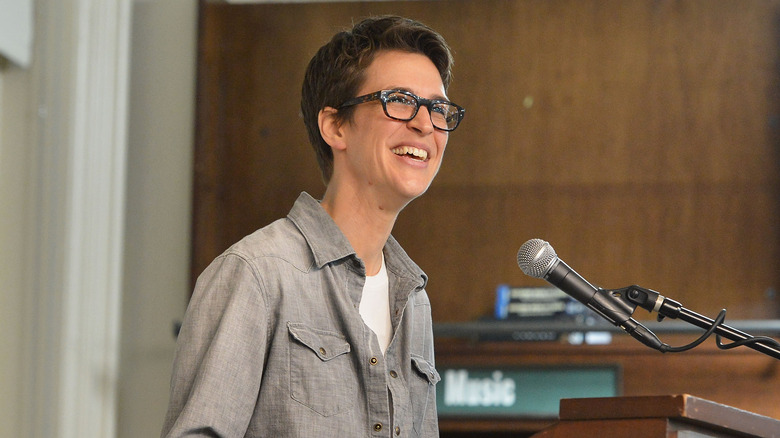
[609,285,780,360]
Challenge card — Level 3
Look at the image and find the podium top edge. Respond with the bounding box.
[559,395,780,437]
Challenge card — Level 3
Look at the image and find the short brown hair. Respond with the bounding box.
[301,15,454,184]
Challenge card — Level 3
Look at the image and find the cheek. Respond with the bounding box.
[435,133,449,156]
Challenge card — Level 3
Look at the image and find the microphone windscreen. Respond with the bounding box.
[517,238,558,278]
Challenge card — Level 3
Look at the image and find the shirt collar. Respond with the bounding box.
[287,192,354,268]
[288,192,427,288]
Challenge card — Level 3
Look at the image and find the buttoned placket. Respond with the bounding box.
[365,339,392,436]
[345,257,390,436]
[387,275,421,437]
[342,244,425,437]
[387,362,402,437]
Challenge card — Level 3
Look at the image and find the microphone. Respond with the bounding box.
[517,238,664,351]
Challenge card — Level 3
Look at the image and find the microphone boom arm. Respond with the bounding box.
[614,285,780,360]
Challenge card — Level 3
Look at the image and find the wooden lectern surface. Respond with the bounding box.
[533,394,780,438]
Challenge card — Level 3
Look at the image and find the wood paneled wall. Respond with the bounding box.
[193,0,780,324]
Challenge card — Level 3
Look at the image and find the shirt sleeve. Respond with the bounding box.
[161,253,267,438]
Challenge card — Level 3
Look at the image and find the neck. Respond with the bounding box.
[320,184,400,276]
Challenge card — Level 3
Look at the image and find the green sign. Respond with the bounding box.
[437,366,620,418]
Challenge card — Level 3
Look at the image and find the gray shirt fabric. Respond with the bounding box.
[161,192,440,437]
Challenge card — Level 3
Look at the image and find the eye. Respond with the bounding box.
[386,92,417,107]
[434,103,458,118]
[431,105,448,115]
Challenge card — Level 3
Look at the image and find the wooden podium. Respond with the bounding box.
[532,394,780,438]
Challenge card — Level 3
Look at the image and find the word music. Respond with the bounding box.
[442,369,516,407]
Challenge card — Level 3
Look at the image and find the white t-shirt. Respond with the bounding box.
[359,257,392,354]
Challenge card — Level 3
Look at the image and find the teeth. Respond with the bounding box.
[391,146,428,161]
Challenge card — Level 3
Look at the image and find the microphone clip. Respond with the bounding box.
[587,288,638,326]
[591,286,665,351]
[610,285,683,322]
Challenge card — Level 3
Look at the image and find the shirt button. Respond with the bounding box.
[395,426,401,435]
[370,357,378,365]
[373,423,382,432]
[319,347,326,356]
[389,370,398,378]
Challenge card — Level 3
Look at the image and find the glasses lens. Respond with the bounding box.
[383,91,418,120]
[430,103,461,131]
[382,90,463,131]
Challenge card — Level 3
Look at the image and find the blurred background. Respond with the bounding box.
[1,0,778,437]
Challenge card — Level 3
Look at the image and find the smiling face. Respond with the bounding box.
[326,50,450,211]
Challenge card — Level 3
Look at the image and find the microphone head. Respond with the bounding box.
[517,238,558,279]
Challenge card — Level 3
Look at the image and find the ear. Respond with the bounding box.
[318,107,347,152]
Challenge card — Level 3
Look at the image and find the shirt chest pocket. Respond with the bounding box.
[287,322,357,417]
[409,354,441,434]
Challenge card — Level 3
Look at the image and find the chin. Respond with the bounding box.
[401,183,433,202]
[389,170,438,205]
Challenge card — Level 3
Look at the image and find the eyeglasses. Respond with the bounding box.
[338,89,465,132]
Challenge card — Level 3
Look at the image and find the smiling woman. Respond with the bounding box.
[163,14,461,438]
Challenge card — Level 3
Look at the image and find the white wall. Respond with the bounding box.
[119,1,197,437]
[0,0,33,67]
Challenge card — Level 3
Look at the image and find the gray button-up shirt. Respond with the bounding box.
[161,192,440,437]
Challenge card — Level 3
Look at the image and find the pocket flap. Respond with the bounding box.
[288,322,351,361]
[411,354,441,385]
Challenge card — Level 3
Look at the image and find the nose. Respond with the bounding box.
[407,105,435,135]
